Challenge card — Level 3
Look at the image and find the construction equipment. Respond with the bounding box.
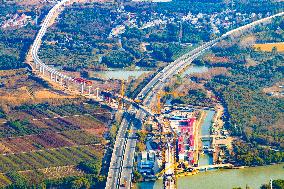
[154,90,185,114]
[73,77,93,85]
[120,176,127,187]
[156,162,180,178]
[126,127,176,137]
[134,99,142,103]
[156,160,198,179]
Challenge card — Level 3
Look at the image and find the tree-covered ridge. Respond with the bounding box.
[39,4,188,71]
[0,4,48,70]
[208,58,283,138]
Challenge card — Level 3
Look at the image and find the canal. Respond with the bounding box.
[199,110,214,166]
[138,65,284,188]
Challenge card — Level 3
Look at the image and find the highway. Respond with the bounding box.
[106,108,145,189]
[137,11,284,108]
[106,117,131,189]
[118,120,139,189]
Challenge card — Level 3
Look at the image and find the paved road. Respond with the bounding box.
[118,110,145,189]
[119,129,138,188]
[96,7,284,189]
[106,117,130,189]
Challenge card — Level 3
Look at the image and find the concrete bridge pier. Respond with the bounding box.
[65,78,70,89]
[35,62,39,70]
[55,74,58,82]
[39,66,45,75]
[95,87,100,98]
[88,86,92,95]
[60,77,63,85]
[81,83,84,94]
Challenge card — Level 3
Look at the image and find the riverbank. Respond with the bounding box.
[138,163,284,189]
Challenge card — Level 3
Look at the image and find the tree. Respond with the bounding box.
[260,184,270,189]
[132,170,142,182]
[8,121,25,132]
[78,159,102,175]
[102,50,134,68]
[71,177,90,189]
[273,179,284,189]
[0,108,6,118]
[272,46,278,55]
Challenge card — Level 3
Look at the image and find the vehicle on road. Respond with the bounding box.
[120,176,128,187]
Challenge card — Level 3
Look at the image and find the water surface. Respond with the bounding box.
[93,70,150,80]
[138,164,284,189]
[181,66,208,77]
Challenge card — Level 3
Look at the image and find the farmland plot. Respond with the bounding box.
[0,145,102,173]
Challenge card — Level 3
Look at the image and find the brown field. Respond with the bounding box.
[0,99,109,154]
[204,54,233,64]
[0,69,75,106]
[0,133,75,154]
[189,67,229,81]
[253,42,284,52]
[0,68,111,187]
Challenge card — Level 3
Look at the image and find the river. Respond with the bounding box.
[92,70,150,80]
[92,65,207,80]
[181,66,208,77]
[199,110,215,166]
[138,164,284,189]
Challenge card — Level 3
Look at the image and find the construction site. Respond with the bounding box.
[136,89,234,187]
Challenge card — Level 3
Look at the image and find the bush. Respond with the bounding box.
[102,50,134,68]
[77,159,102,175]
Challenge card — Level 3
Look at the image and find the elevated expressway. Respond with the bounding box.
[27,1,283,188]
[107,11,284,189]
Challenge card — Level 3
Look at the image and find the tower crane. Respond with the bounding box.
[118,79,125,110]
[154,90,185,114]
